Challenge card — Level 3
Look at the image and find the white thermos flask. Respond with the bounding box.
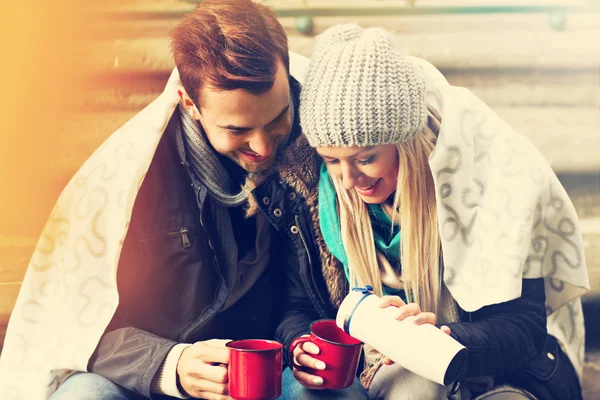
[336,286,467,386]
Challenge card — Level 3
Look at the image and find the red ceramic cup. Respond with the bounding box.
[289,319,363,389]
[227,339,283,400]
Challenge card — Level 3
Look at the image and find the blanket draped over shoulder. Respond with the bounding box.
[0,53,587,399]
[0,54,310,399]
[413,56,589,383]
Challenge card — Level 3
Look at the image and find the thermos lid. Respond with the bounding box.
[335,286,374,335]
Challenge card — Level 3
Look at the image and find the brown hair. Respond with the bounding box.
[171,0,289,106]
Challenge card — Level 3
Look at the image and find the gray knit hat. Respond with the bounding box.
[300,24,427,147]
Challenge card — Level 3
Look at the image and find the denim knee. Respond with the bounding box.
[279,367,368,400]
[49,372,143,400]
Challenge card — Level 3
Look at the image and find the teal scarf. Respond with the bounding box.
[318,164,403,296]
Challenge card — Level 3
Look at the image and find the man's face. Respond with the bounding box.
[195,61,291,173]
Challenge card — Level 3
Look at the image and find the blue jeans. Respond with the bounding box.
[279,367,368,400]
[49,372,144,400]
[50,369,368,400]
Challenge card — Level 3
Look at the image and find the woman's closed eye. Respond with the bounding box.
[357,155,377,165]
[323,156,376,166]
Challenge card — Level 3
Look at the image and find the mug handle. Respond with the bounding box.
[288,336,311,370]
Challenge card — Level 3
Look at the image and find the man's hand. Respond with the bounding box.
[177,339,233,399]
[291,335,327,390]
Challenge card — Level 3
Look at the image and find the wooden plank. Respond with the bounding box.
[0,111,137,239]
[585,232,600,295]
[279,0,587,7]
[288,28,600,70]
[75,16,600,75]
[82,9,600,39]
[94,0,588,15]
[583,348,600,400]
[0,314,6,354]
[0,238,35,283]
[0,283,20,317]
[446,70,600,108]
[286,13,600,39]
[493,107,600,174]
[74,69,600,110]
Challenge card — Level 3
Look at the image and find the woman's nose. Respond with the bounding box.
[341,163,360,190]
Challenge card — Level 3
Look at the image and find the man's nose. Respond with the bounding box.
[248,130,275,158]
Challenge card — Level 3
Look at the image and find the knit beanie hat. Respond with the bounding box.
[300,24,428,147]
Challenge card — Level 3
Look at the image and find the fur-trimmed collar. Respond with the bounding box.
[277,135,349,310]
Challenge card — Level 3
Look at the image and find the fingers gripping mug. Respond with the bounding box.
[288,319,363,389]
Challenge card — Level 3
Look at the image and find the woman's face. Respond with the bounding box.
[317,144,399,204]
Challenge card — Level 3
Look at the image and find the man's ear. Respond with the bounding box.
[177,87,201,120]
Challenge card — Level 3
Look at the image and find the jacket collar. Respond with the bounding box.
[274,134,349,310]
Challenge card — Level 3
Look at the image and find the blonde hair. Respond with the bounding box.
[330,112,442,313]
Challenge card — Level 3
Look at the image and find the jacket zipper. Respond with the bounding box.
[295,215,328,311]
[180,228,191,248]
[161,228,191,248]
[180,188,219,341]
[180,233,220,341]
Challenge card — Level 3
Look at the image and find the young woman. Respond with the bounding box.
[287,24,588,399]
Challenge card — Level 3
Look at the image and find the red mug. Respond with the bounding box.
[227,339,283,400]
[289,319,363,389]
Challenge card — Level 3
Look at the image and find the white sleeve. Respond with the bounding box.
[150,343,192,398]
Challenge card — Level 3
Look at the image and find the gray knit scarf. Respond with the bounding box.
[178,95,295,208]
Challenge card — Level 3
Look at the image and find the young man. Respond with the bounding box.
[0,1,367,399]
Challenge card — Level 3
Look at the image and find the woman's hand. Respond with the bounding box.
[378,296,452,365]
[291,335,327,389]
